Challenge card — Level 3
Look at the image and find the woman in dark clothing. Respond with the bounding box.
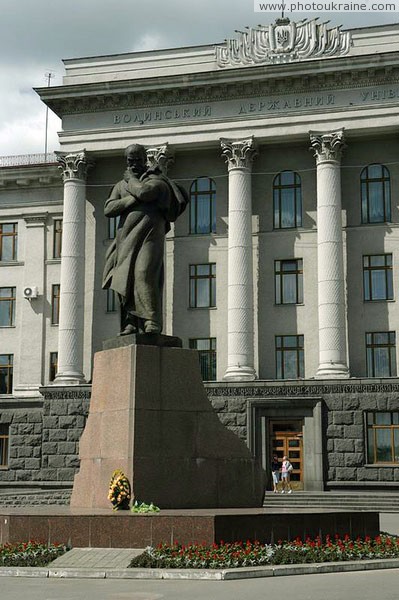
[271,454,280,493]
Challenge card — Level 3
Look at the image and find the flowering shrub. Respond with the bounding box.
[108,469,131,510]
[131,501,160,514]
[130,540,274,569]
[129,534,399,569]
[272,534,399,564]
[0,541,68,567]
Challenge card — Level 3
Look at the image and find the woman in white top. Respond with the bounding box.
[281,455,293,494]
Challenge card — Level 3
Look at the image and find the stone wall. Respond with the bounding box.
[41,387,90,482]
[1,379,399,494]
[206,379,399,489]
[0,386,90,487]
[0,490,71,506]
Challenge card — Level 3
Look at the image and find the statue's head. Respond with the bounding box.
[125,144,147,176]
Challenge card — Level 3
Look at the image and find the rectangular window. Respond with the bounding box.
[275,259,303,304]
[189,177,216,234]
[273,171,302,229]
[0,424,9,467]
[189,264,216,308]
[189,338,217,381]
[367,412,399,464]
[53,219,62,259]
[51,284,60,325]
[0,287,16,327]
[0,355,13,394]
[363,254,393,301]
[108,216,120,240]
[49,352,58,382]
[0,223,18,261]
[276,335,304,379]
[366,332,396,377]
[106,288,117,312]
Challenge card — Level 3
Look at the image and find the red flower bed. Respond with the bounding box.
[129,534,399,569]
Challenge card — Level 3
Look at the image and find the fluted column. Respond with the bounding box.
[221,137,257,381]
[310,130,349,379]
[54,151,91,384]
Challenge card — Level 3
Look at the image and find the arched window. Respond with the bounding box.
[273,171,302,229]
[189,177,216,234]
[361,164,391,224]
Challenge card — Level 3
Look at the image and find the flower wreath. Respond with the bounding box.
[108,469,131,510]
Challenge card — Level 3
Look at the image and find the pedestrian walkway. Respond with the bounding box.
[49,547,143,569]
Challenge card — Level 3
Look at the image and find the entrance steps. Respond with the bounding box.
[263,491,399,512]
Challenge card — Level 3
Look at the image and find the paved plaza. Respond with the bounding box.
[1,568,399,600]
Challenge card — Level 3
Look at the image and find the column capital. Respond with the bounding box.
[146,143,174,174]
[220,137,257,170]
[55,150,93,182]
[309,129,345,165]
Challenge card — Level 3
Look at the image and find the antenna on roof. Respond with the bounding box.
[44,72,55,163]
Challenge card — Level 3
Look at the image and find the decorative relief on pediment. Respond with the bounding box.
[215,18,352,68]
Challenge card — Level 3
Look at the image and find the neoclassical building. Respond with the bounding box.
[1,18,399,496]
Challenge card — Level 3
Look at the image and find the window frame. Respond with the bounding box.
[53,219,63,259]
[361,164,391,224]
[366,411,399,464]
[275,259,303,305]
[0,223,18,261]
[106,288,117,313]
[51,284,60,325]
[273,171,302,230]
[49,352,58,382]
[189,177,217,235]
[363,254,393,301]
[189,338,217,381]
[275,335,304,380]
[0,424,9,468]
[189,263,216,308]
[366,331,397,378]
[108,216,120,240]
[0,287,16,327]
[0,354,13,395]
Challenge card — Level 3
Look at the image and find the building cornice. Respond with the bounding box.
[36,53,399,117]
[0,164,62,189]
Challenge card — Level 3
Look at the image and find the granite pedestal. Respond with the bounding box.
[0,506,380,548]
[70,337,265,509]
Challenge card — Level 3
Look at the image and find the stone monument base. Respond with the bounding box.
[70,340,265,509]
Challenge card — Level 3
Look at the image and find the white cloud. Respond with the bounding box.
[0,1,397,156]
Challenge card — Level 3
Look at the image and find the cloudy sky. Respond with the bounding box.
[1,0,397,157]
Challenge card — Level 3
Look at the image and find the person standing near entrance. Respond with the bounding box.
[281,455,293,494]
[271,454,280,493]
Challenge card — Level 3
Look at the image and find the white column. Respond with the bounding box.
[54,151,91,384]
[221,137,257,381]
[310,130,349,379]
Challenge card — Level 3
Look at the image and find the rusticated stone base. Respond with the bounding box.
[70,343,265,509]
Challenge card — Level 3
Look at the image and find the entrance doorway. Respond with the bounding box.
[271,420,303,490]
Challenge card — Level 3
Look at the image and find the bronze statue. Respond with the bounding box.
[102,144,188,335]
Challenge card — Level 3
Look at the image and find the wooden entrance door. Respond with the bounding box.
[271,422,303,490]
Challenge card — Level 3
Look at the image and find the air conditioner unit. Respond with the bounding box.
[23,286,39,299]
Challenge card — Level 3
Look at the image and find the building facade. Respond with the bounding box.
[1,18,399,496]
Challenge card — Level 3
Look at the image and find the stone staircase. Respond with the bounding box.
[263,491,399,512]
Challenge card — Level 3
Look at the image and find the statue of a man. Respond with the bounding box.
[102,144,188,335]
